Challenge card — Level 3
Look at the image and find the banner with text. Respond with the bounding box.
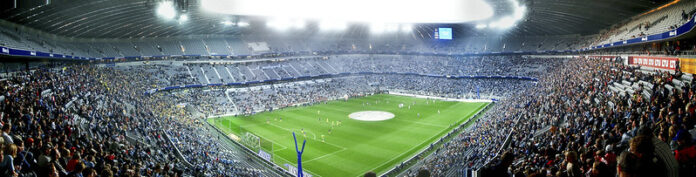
[587,56,619,61]
[284,164,313,177]
[628,56,678,70]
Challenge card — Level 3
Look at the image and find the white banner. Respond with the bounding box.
[258,150,271,162]
[284,164,313,177]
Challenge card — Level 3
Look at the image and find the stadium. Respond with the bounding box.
[1,0,696,177]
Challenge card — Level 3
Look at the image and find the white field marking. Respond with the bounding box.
[368,104,489,176]
[363,131,444,177]
[247,122,335,177]
[259,122,347,153]
[265,122,317,140]
[260,112,349,150]
[272,123,347,154]
[238,124,325,177]
[348,111,395,121]
[302,148,348,163]
[391,119,448,128]
[240,124,288,151]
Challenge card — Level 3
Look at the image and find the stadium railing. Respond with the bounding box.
[144,72,539,95]
[158,118,195,168]
[584,13,696,51]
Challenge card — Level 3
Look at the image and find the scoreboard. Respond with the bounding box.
[434,27,452,40]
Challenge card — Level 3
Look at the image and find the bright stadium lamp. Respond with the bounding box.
[266,20,289,31]
[237,21,249,27]
[156,1,177,20]
[319,21,347,31]
[485,0,526,29]
[292,20,306,30]
[178,14,189,23]
[267,19,305,31]
[385,24,399,33]
[370,23,386,34]
[497,17,516,29]
[200,0,494,23]
[400,24,413,33]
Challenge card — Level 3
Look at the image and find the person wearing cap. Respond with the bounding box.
[674,130,696,177]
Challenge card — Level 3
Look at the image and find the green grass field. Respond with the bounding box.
[208,94,488,177]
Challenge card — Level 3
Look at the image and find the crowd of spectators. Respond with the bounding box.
[15,54,686,177]
[172,74,540,117]
[410,57,696,177]
[144,55,556,87]
[0,64,279,177]
[0,54,552,177]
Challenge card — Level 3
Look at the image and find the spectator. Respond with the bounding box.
[364,171,377,177]
[674,130,696,177]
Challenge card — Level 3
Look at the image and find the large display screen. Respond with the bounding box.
[438,28,452,40]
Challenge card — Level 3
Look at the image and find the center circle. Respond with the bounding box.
[348,111,395,121]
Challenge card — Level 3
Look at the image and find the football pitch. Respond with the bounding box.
[208,94,489,177]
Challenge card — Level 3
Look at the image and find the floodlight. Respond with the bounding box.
[179,14,189,22]
[156,1,177,20]
[200,0,493,23]
[400,24,413,33]
[319,21,347,31]
[237,21,249,27]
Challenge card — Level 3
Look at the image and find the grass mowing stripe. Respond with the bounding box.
[369,103,486,175]
[209,94,488,177]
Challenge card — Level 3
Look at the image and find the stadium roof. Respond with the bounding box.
[0,0,670,38]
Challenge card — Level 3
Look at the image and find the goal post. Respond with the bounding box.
[241,131,261,151]
[239,126,275,161]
